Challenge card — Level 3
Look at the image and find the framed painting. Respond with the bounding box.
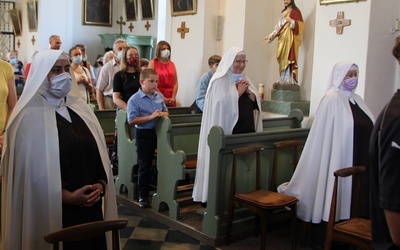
[82,0,112,26]
[125,0,137,21]
[141,0,154,20]
[27,1,38,32]
[320,0,366,5]
[170,0,197,16]
[9,8,21,36]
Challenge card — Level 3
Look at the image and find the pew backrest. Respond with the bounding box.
[202,125,310,239]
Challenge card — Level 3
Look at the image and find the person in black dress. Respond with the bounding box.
[0,49,118,249]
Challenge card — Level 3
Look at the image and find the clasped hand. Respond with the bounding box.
[152,109,165,118]
[236,80,250,95]
[63,184,102,207]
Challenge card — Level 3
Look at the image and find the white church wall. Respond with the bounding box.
[309,0,371,116]
[364,0,400,117]
[166,0,220,107]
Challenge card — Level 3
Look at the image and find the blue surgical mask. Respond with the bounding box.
[231,73,243,82]
[342,77,358,91]
[117,51,123,61]
[10,58,17,64]
[73,56,82,64]
[48,72,72,98]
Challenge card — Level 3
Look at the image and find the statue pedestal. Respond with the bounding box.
[262,83,310,116]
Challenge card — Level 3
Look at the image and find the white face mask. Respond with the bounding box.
[161,49,170,59]
[48,72,72,98]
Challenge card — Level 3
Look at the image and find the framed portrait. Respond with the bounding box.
[170,0,197,16]
[320,0,366,5]
[141,0,154,20]
[9,9,21,36]
[27,1,38,32]
[125,0,137,21]
[82,0,112,26]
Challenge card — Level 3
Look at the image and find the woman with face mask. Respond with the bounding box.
[112,46,141,111]
[69,46,93,104]
[148,40,178,107]
[192,47,263,204]
[277,61,374,247]
[1,50,118,250]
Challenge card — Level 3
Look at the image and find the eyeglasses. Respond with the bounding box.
[234,60,248,64]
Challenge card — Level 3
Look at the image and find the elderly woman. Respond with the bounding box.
[278,61,374,247]
[192,47,263,204]
[1,50,117,250]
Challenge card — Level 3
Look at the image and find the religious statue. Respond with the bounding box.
[263,0,304,88]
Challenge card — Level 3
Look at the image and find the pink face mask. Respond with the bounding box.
[342,77,358,91]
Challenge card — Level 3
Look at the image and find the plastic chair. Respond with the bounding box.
[324,166,373,250]
[225,146,299,250]
[44,219,128,250]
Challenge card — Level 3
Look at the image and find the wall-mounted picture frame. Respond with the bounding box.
[125,0,137,21]
[82,0,112,26]
[320,0,366,5]
[27,1,38,32]
[170,0,197,16]
[9,9,21,36]
[141,0,154,20]
[0,1,15,33]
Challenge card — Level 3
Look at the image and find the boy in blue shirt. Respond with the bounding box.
[127,68,168,207]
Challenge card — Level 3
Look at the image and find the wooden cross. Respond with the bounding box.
[116,16,126,37]
[31,35,36,45]
[329,11,351,35]
[177,21,189,39]
[145,21,151,31]
[17,39,20,48]
[128,22,134,32]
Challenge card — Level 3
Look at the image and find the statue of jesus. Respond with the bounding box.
[263,0,304,86]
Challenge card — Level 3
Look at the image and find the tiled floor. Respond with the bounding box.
[117,203,216,250]
[116,200,318,250]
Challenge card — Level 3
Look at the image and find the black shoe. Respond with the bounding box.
[139,198,150,208]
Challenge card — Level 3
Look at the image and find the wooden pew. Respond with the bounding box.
[114,110,137,199]
[152,110,305,220]
[114,110,203,200]
[152,118,202,219]
[168,107,191,115]
[201,125,310,243]
[94,109,117,157]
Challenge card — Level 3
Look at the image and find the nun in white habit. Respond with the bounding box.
[1,50,118,250]
[278,61,374,223]
[192,47,263,203]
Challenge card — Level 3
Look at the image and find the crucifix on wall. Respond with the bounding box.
[116,16,126,37]
[329,11,351,35]
[177,21,189,39]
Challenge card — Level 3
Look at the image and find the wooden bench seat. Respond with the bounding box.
[152,109,306,220]
[201,125,310,244]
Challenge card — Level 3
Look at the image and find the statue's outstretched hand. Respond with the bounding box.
[263,35,271,44]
